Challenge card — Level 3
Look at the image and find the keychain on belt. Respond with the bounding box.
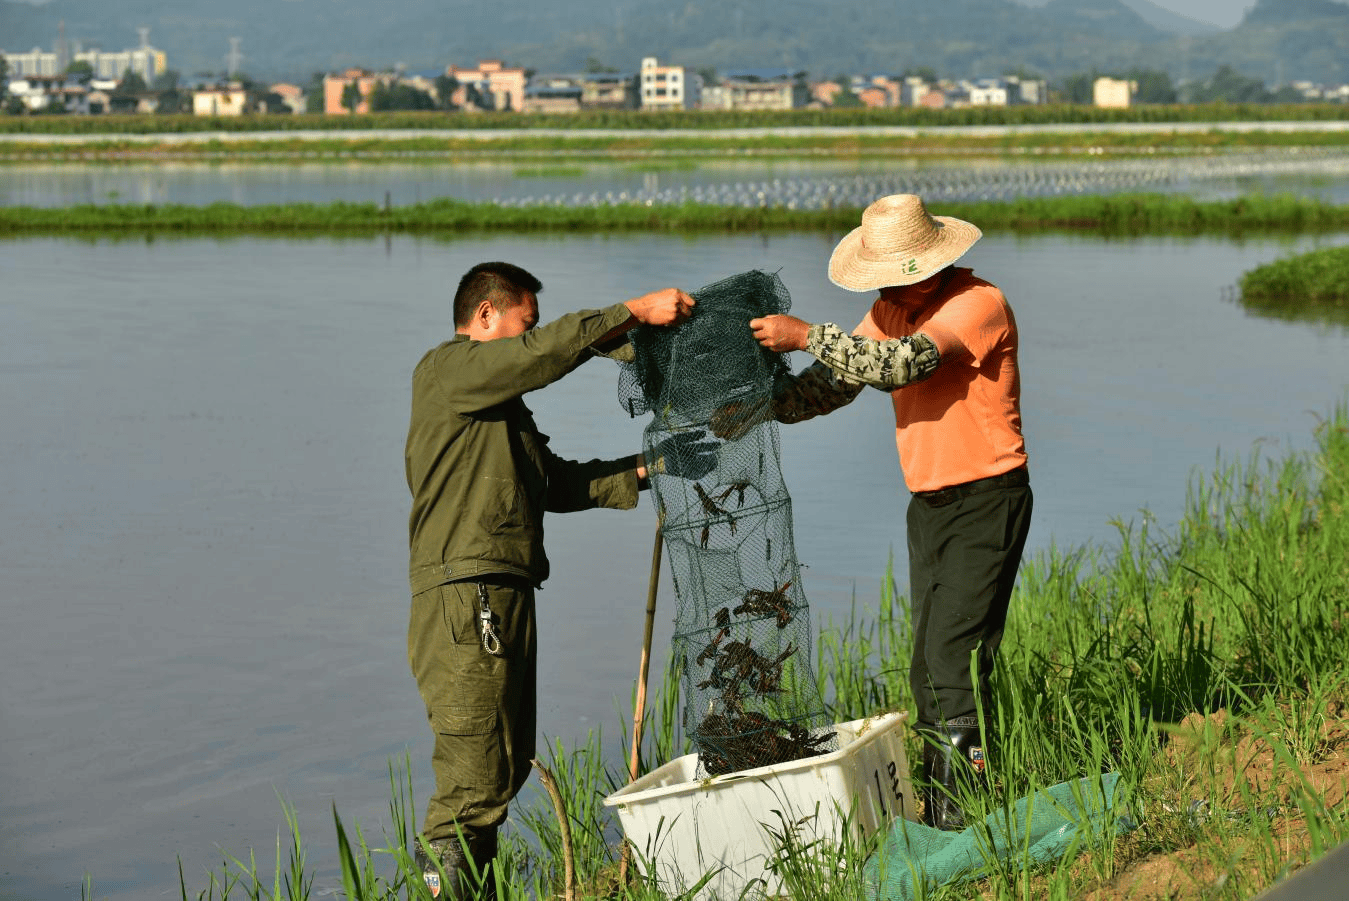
[477,583,505,657]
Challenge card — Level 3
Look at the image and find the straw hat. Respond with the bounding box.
[828,194,982,291]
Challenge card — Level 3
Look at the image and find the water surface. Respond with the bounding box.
[4,151,1349,209]
[1,231,1346,900]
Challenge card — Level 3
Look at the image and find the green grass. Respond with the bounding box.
[5,193,1349,239]
[143,396,1349,901]
[1238,243,1349,327]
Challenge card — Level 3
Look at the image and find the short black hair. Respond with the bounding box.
[452,262,543,327]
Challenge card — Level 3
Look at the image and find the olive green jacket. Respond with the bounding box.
[406,303,640,595]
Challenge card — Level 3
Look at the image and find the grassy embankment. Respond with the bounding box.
[3,129,1347,163]
[3,105,1348,163]
[1239,244,1349,328]
[5,103,1349,136]
[139,398,1349,901]
[5,194,1349,239]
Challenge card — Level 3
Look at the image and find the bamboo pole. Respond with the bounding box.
[618,515,665,887]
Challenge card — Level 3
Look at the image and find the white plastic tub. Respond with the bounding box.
[603,712,914,900]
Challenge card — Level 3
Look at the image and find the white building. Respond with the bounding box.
[639,57,700,111]
[5,78,56,111]
[2,48,64,78]
[2,28,166,84]
[967,79,1008,106]
[192,85,247,116]
[1093,77,1134,108]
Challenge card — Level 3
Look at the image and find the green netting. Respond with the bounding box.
[618,270,837,777]
[864,774,1136,900]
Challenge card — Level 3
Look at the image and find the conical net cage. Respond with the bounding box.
[618,270,836,777]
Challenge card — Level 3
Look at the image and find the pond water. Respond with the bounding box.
[1,229,1347,901]
[4,150,1349,210]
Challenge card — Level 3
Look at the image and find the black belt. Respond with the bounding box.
[913,467,1029,507]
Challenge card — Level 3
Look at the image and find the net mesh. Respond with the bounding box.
[618,270,836,777]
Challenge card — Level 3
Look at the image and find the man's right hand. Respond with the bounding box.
[625,288,696,327]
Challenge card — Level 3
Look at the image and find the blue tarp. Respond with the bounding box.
[864,773,1135,900]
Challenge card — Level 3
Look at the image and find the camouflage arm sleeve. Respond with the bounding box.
[804,322,941,391]
[771,360,866,424]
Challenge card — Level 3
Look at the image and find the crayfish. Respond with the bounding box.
[733,580,795,628]
[693,482,738,548]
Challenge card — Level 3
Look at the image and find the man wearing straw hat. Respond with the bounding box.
[726,193,1033,830]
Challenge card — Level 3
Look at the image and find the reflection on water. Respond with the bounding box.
[5,151,1349,209]
[1,232,1347,901]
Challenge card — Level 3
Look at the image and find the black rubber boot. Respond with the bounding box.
[415,827,497,900]
[918,716,988,831]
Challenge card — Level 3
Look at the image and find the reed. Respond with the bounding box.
[4,193,1349,239]
[151,398,1349,900]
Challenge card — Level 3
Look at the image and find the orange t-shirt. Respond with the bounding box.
[853,268,1027,493]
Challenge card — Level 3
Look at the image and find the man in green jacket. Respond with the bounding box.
[406,261,710,899]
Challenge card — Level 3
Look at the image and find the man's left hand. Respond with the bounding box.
[750,315,810,353]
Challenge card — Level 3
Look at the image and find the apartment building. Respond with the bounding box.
[2,48,64,78]
[639,57,700,111]
[3,33,166,83]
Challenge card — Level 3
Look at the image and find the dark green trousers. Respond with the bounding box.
[408,578,536,844]
[907,472,1033,728]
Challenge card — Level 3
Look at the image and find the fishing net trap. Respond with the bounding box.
[618,270,837,778]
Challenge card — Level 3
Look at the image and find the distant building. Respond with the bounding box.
[6,76,60,111]
[193,84,248,116]
[967,79,1008,106]
[522,76,583,114]
[900,76,932,107]
[2,48,64,78]
[809,81,843,107]
[79,44,165,83]
[447,59,526,112]
[851,75,902,108]
[323,69,391,114]
[85,88,111,115]
[916,86,949,109]
[1093,76,1134,108]
[580,72,638,109]
[1004,75,1046,105]
[3,28,167,83]
[701,69,806,111]
[268,83,305,114]
[639,57,700,111]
